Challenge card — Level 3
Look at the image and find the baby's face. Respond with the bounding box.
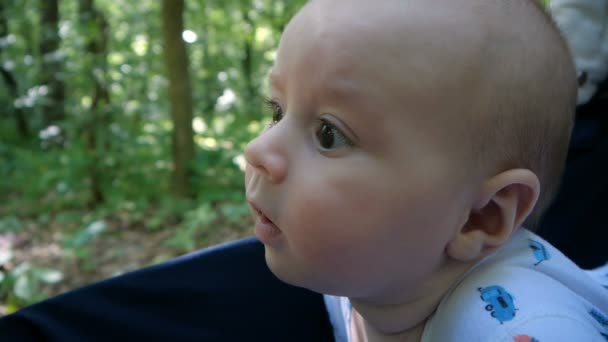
[245,0,477,301]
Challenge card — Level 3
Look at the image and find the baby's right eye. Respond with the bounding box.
[265,99,284,126]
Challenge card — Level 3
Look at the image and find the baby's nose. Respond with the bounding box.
[244,128,288,184]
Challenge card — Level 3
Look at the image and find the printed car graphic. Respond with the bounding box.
[528,239,550,266]
[478,285,517,324]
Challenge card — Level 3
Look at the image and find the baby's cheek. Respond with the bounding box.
[288,199,366,259]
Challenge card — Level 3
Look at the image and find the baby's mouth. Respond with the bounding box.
[250,201,276,226]
[256,208,275,225]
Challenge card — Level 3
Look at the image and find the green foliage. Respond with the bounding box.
[0,0,308,310]
[63,220,107,248]
[1,0,307,213]
[0,243,63,313]
[165,203,218,252]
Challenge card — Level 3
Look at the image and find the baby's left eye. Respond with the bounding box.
[315,119,353,151]
[264,99,284,126]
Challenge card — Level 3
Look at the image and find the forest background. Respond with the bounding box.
[0,0,551,315]
[0,0,307,315]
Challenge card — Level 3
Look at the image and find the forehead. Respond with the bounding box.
[271,3,412,114]
[272,1,484,141]
[274,1,405,78]
[274,0,487,103]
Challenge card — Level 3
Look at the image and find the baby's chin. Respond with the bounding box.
[264,251,320,291]
[263,252,360,296]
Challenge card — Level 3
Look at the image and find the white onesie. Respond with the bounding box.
[324,229,608,341]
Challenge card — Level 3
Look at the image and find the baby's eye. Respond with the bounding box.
[265,99,284,126]
[315,119,353,151]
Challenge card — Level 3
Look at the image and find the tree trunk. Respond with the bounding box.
[161,0,195,198]
[241,6,256,106]
[39,0,65,125]
[79,0,110,207]
[0,3,29,138]
[201,2,215,117]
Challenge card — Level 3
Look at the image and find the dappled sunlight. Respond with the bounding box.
[247,120,263,133]
[255,26,272,44]
[217,71,228,82]
[0,0,306,312]
[131,34,148,56]
[195,136,218,149]
[182,30,197,43]
[192,117,207,134]
[233,154,247,172]
[108,52,125,65]
[80,96,92,109]
[216,88,237,111]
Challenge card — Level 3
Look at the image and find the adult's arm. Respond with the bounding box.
[550,0,608,104]
[0,237,334,341]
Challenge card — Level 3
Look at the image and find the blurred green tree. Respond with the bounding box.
[0,0,306,310]
[39,0,65,125]
[161,0,194,198]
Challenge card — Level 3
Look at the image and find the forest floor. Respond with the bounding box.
[0,213,253,315]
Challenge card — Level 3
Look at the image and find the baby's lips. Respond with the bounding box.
[247,199,265,218]
[247,199,277,226]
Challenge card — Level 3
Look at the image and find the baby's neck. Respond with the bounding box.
[349,258,477,342]
[351,308,425,342]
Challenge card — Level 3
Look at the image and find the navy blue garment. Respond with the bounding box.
[0,237,334,341]
[537,84,608,269]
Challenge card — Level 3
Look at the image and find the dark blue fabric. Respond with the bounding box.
[537,128,608,269]
[537,85,608,269]
[0,237,334,341]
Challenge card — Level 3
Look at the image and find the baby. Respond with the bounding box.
[245,0,608,341]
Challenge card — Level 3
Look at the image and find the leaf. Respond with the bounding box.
[5,303,19,314]
[66,220,107,247]
[13,274,33,300]
[86,220,107,235]
[0,216,21,232]
[35,268,63,284]
[11,262,30,277]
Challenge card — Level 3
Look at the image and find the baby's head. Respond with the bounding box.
[245,0,576,301]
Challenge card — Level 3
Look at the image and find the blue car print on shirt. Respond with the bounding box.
[478,285,517,324]
[528,239,550,266]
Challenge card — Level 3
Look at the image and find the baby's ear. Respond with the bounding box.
[446,169,540,261]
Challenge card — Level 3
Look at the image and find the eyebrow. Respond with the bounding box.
[269,68,360,103]
[267,70,370,144]
[323,79,360,104]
